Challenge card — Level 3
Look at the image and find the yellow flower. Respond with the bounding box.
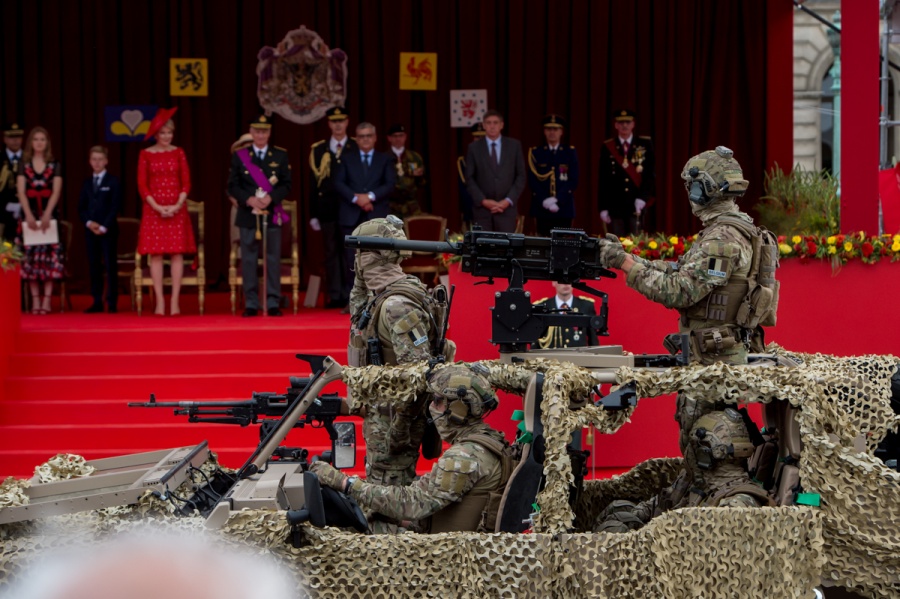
[843,241,853,252]
[778,243,792,255]
[792,235,802,244]
[826,236,836,245]
[827,246,836,255]
[894,234,900,243]
[2,241,11,249]
[669,236,679,245]
[648,241,658,250]
[893,241,900,252]
[621,238,634,248]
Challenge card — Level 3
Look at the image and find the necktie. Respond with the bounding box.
[560,302,570,312]
[257,150,264,161]
[93,176,100,192]
[363,153,370,173]
[491,142,499,166]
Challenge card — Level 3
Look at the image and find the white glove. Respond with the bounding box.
[600,210,611,224]
[634,199,646,214]
[309,218,322,232]
[542,197,559,213]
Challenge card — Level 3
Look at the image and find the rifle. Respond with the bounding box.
[346,227,617,353]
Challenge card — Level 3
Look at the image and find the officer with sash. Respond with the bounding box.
[528,114,580,236]
[598,109,655,236]
[227,115,292,317]
[0,122,24,242]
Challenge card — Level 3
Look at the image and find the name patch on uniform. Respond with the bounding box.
[413,335,429,347]
[707,257,727,278]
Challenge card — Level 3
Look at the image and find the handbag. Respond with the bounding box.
[22,219,59,246]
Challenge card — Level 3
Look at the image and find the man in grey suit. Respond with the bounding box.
[464,109,526,232]
[334,122,396,306]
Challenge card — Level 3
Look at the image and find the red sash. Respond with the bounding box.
[604,139,643,189]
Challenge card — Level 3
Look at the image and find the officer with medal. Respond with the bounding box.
[309,107,358,310]
[528,114,580,236]
[533,282,598,349]
[0,122,24,242]
[385,123,427,217]
[598,109,655,236]
[227,115,292,317]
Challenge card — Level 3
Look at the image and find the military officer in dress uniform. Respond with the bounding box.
[227,115,292,317]
[533,282,598,349]
[309,107,358,310]
[528,114,580,236]
[598,109,655,236]
[386,123,427,217]
[0,122,25,241]
[456,122,485,229]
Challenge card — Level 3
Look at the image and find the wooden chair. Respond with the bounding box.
[515,214,525,234]
[228,200,300,314]
[116,217,141,309]
[134,200,205,315]
[402,214,447,286]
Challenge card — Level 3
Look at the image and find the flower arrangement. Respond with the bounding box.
[439,233,465,267]
[0,241,22,271]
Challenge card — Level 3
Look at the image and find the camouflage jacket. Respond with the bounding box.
[375,292,434,364]
[349,424,505,522]
[625,210,754,363]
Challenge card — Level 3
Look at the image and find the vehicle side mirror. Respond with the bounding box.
[332,421,356,469]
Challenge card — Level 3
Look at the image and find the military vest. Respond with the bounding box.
[678,214,780,360]
[426,431,516,533]
[348,279,451,367]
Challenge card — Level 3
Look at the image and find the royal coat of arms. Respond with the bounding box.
[256,26,348,125]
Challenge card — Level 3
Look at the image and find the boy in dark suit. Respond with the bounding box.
[78,145,121,313]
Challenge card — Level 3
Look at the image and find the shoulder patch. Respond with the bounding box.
[310,140,326,148]
[274,146,287,152]
[532,296,550,305]
[437,453,478,494]
[579,296,596,303]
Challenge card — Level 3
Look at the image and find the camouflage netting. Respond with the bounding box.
[2,349,899,598]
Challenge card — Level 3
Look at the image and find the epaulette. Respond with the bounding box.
[579,296,596,303]
[532,296,549,305]
[603,138,614,144]
[274,146,288,152]
[310,140,326,148]
[639,135,652,140]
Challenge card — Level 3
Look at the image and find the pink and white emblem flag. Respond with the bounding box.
[450,90,487,128]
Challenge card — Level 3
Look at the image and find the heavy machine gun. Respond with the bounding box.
[345,227,617,353]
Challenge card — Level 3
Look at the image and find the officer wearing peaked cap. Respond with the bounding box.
[598,108,656,236]
[528,114,580,236]
[1,122,24,241]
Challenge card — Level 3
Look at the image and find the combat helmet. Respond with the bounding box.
[688,408,755,471]
[427,363,499,425]
[681,146,749,206]
[351,215,411,266]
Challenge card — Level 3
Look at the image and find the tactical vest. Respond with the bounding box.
[348,279,451,367]
[679,214,780,358]
[426,432,517,533]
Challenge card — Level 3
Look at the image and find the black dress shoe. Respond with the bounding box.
[107,305,117,314]
[325,299,344,309]
[242,308,259,317]
[267,307,283,317]
[84,304,104,314]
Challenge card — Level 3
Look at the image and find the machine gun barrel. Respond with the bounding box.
[344,236,458,254]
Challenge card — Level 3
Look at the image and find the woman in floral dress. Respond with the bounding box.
[137,107,195,316]
[17,127,63,314]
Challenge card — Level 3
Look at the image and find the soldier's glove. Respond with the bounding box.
[309,461,346,491]
[598,233,629,269]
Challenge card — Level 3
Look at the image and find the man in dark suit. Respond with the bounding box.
[533,282,599,348]
[334,122,396,306]
[227,115,293,317]
[309,106,358,309]
[464,109,526,232]
[0,122,24,242]
[598,108,656,236]
[78,146,121,313]
[528,114,580,236]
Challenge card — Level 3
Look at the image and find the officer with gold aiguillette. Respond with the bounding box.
[528,114,580,237]
[0,122,24,242]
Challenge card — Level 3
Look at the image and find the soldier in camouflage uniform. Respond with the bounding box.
[385,124,427,217]
[312,364,510,533]
[347,216,455,487]
[594,408,773,533]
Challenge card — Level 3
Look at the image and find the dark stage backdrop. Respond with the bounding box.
[0,0,789,289]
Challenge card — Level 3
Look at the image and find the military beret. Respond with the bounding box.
[470,122,486,137]
[3,122,24,137]
[325,106,349,121]
[249,114,272,129]
[387,124,406,135]
[614,108,636,122]
[542,114,566,129]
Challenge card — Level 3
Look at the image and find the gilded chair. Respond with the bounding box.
[115,217,141,309]
[402,214,447,286]
[228,199,300,314]
[134,199,205,315]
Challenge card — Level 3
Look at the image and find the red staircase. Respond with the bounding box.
[0,301,355,478]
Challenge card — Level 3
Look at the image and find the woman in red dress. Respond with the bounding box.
[137,107,195,316]
[17,127,64,314]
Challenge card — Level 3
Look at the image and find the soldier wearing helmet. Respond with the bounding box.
[593,408,772,534]
[311,363,512,533]
[346,215,456,488]
[597,146,778,449]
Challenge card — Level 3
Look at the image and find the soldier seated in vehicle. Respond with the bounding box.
[311,364,514,534]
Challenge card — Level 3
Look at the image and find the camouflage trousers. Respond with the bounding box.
[362,405,427,487]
